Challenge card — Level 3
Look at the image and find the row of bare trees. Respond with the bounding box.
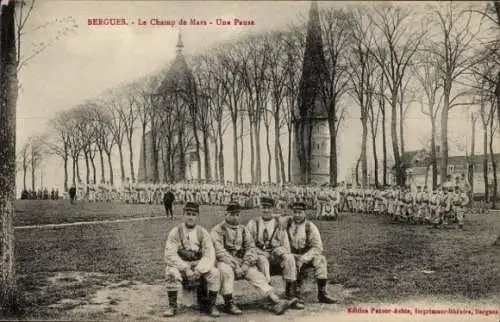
[37,2,499,193]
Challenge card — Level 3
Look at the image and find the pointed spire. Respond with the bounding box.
[176,29,184,55]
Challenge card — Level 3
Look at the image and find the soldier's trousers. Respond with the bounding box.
[455,207,465,225]
[430,205,442,224]
[165,265,220,292]
[218,262,273,297]
[293,254,328,280]
[256,253,297,283]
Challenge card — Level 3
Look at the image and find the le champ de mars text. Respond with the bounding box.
[141,18,255,26]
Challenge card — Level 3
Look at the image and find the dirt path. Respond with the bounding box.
[41,272,499,322]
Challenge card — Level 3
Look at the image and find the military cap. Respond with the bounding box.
[291,202,306,211]
[260,197,275,208]
[184,202,199,213]
[226,202,240,213]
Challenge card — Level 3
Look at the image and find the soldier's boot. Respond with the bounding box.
[222,294,242,315]
[162,291,178,317]
[317,279,338,304]
[285,280,304,310]
[207,291,220,317]
[267,292,297,315]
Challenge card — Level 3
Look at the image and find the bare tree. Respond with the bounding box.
[103,90,127,183]
[27,134,45,190]
[320,7,351,186]
[46,110,72,190]
[426,2,485,185]
[16,141,30,192]
[118,83,139,182]
[347,7,378,187]
[367,4,426,186]
[414,52,443,189]
[267,30,290,184]
[0,0,18,311]
[214,44,245,183]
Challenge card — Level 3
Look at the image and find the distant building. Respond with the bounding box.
[137,32,195,183]
[291,1,330,185]
[402,148,500,196]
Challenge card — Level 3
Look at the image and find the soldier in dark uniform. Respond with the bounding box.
[163,188,175,219]
[69,185,77,204]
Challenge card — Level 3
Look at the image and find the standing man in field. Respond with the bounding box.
[246,197,304,309]
[163,188,175,219]
[163,202,221,318]
[69,184,77,204]
[211,203,297,316]
[285,202,337,306]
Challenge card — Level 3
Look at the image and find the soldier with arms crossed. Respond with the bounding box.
[246,197,304,309]
[285,202,337,306]
[163,202,221,318]
[211,203,296,316]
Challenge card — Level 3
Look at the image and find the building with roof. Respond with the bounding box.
[137,32,196,183]
[402,147,500,196]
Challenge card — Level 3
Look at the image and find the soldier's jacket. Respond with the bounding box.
[246,217,291,257]
[211,222,259,269]
[281,216,323,263]
[165,224,216,274]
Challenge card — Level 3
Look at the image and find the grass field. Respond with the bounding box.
[12,200,500,320]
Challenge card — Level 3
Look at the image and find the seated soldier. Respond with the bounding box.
[163,202,220,318]
[284,202,337,306]
[246,197,304,310]
[211,203,297,316]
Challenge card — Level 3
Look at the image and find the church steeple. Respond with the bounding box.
[176,30,184,55]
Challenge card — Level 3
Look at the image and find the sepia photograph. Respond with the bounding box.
[0,0,499,321]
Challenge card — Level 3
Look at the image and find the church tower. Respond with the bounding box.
[291,0,330,185]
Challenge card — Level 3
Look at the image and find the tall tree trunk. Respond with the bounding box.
[63,148,68,191]
[381,105,387,186]
[390,98,401,185]
[287,123,292,183]
[355,157,360,187]
[240,116,244,183]
[277,140,287,184]
[361,110,368,187]
[106,152,114,185]
[218,134,225,184]
[84,151,90,186]
[274,117,282,184]
[151,130,159,183]
[231,119,238,184]
[249,120,255,184]
[440,88,450,185]
[22,166,26,191]
[31,156,35,190]
[213,140,219,182]
[203,131,211,182]
[118,143,125,183]
[72,157,77,186]
[469,115,476,201]
[489,114,497,209]
[76,156,81,183]
[265,123,272,183]
[141,124,147,181]
[90,154,96,184]
[328,115,338,186]
[255,121,262,184]
[0,1,18,311]
[483,127,489,203]
[99,148,105,183]
[431,117,438,190]
[127,135,135,182]
[371,122,379,188]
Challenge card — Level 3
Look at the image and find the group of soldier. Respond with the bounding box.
[20,188,60,200]
[66,174,472,229]
[163,197,336,318]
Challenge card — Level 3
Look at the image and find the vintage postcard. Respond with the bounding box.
[0,0,499,321]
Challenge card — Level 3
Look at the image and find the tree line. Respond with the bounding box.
[26,2,499,196]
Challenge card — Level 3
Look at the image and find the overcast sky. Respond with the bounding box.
[16,0,497,191]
